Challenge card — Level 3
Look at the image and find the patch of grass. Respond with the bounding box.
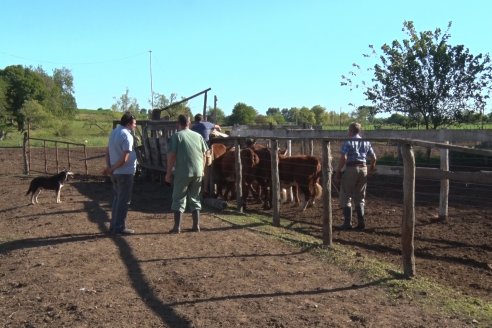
[215,211,492,326]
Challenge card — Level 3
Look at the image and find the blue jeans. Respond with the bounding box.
[110,174,134,232]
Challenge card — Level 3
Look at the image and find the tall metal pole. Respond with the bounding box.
[149,50,154,110]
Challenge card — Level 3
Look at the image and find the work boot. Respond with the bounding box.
[170,211,182,234]
[336,207,352,230]
[192,210,201,232]
[355,205,365,230]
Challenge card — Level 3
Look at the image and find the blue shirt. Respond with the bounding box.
[341,134,376,163]
[191,121,215,142]
[108,125,137,175]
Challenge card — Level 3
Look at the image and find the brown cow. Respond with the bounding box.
[278,156,322,211]
[202,143,228,197]
[212,146,259,208]
[248,143,321,211]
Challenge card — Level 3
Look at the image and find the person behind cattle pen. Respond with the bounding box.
[335,122,376,230]
[191,113,221,145]
[165,114,209,233]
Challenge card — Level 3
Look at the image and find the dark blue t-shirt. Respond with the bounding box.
[191,121,215,142]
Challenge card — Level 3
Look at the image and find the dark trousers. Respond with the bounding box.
[110,174,134,232]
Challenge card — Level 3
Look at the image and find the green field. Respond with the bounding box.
[0,109,135,147]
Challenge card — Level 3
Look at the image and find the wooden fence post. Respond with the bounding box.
[23,132,29,175]
[271,139,280,227]
[439,141,449,223]
[287,139,293,201]
[27,121,31,173]
[43,140,47,173]
[322,140,333,246]
[234,139,243,212]
[401,143,416,278]
[83,145,89,175]
[55,142,59,173]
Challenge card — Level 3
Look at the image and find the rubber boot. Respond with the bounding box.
[355,206,365,230]
[337,207,352,230]
[192,210,201,232]
[170,211,182,234]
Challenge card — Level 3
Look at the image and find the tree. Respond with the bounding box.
[385,113,409,128]
[20,100,52,129]
[282,107,300,124]
[1,65,47,130]
[52,67,77,116]
[266,107,285,124]
[255,115,271,124]
[325,110,340,126]
[111,88,140,113]
[362,21,492,129]
[0,65,78,131]
[152,92,172,109]
[310,105,327,125]
[151,92,191,120]
[297,107,316,125]
[206,107,225,125]
[0,77,12,131]
[351,105,377,124]
[226,102,257,125]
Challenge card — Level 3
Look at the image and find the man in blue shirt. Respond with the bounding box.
[103,112,138,235]
[191,113,221,144]
[335,122,376,230]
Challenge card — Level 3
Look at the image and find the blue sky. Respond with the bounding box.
[1,0,491,116]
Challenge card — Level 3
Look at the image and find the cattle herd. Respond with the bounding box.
[206,140,322,211]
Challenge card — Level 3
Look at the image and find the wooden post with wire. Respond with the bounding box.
[439,141,449,223]
[401,143,416,278]
[22,132,29,175]
[55,142,59,173]
[271,139,280,227]
[43,140,47,173]
[67,143,71,171]
[83,145,89,175]
[322,140,333,246]
[234,139,243,212]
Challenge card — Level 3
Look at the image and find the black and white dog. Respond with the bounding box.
[26,170,74,204]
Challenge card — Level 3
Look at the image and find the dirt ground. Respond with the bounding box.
[0,147,490,327]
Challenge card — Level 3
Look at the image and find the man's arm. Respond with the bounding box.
[336,154,347,177]
[368,155,377,175]
[165,152,177,184]
[103,149,130,175]
[214,124,221,131]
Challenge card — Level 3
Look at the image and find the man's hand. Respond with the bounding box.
[368,166,377,176]
[165,172,173,185]
[102,167,112,176]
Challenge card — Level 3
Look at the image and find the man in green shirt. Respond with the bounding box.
[165,114,209,233]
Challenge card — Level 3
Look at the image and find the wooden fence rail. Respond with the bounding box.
[225,136,492,278]
[127,120,492,279]
[23,133,88,175]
